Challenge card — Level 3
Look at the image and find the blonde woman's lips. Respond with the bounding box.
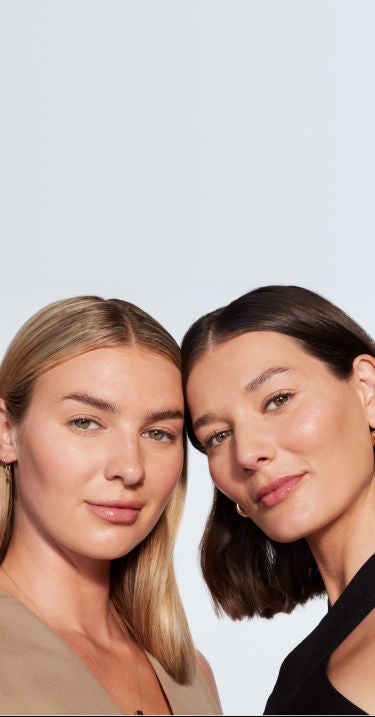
[85,500,143,524]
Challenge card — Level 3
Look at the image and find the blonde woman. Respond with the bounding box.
[0,296,222,716]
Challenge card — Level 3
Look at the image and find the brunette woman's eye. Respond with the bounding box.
[265,392,293,411]
[205,429,233,449]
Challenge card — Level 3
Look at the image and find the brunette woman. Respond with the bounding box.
[182,284,375,715]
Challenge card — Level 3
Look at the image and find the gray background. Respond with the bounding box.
[0,1,374,714]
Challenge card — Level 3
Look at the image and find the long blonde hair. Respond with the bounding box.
[0,296,195,683]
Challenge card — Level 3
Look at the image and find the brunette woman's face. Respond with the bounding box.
[5,346,184,561]
[186,331,375,543]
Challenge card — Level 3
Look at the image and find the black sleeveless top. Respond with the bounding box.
[263,553,375,715]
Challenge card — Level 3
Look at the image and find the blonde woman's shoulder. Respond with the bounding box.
[196,649,223,713]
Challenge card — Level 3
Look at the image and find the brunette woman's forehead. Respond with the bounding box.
[186,330,304,368]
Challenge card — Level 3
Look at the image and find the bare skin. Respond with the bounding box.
[187,331,375,714]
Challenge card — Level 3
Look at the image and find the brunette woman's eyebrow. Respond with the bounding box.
[60,392,121,413]
[244,367,290,394]
[193,413,217,432]
[192,367,291,432]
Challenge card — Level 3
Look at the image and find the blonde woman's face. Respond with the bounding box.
[9,346,184,561]
[187,331,375,544]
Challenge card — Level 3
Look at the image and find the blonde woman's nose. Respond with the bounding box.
[104,438,145,485]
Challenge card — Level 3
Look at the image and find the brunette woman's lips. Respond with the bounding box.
[85,500,143,524]
[256,474,305,508]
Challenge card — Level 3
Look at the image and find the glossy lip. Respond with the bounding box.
[85,499,143,524]
[255,473,305,506]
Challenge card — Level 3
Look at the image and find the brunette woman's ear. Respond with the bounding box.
[352,354,375,427]
[0,398,17,463]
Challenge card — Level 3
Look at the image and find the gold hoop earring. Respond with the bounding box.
[235,503,249,519]
[371,430,375,446]
[2,461,12,483]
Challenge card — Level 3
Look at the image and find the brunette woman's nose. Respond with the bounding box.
[105,439,145,485]
[234,426,276,471]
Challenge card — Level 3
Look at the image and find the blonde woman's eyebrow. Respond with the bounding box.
[143,409,184,422]
[60,395,184,422]
[60,392,121,414]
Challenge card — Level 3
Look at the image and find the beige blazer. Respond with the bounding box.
[0,589,221,715]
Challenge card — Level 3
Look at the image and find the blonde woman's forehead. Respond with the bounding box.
[32,345,183,408]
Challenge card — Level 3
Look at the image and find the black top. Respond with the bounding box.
[263,553,375,715]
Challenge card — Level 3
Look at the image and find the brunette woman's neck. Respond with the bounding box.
[308,524,375,606]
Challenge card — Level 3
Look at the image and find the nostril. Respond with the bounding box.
[105,463,145,485]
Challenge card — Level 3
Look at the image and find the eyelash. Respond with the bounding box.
[203,429,233,451]
[201,390,295,450]
[142,429,177,443]
[69,418,177,443]
[264,390,294,411]
[70,416,101,431]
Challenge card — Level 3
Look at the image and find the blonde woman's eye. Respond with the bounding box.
[266,392,293,411]
[71,418,99,430]
[143,429,174,442]
[205,429,233,449]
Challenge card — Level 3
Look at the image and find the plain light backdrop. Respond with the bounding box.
[0,2,374,714]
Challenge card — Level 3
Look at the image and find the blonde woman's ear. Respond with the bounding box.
[0,398,17,463]
[352,354,375,427]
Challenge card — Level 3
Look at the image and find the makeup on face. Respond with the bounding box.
[187,331,375,543]
[11,346,184,561]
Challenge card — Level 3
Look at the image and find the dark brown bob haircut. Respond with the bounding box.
[181,284,375,620]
